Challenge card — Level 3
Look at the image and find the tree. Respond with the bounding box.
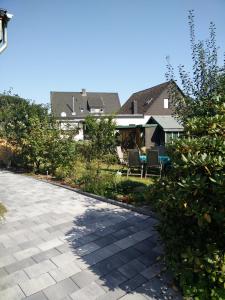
[84,115,116,160]
[148,11,225,299]
[0,93,77,173]
[166,10,225,123]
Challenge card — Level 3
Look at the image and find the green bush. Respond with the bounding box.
[80,161,118,198]
[147,108,225,299]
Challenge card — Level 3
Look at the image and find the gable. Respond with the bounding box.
[119,81,183,116]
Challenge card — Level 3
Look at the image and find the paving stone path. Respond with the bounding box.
[0,170,181,300]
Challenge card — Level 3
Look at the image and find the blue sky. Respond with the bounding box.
[1,0,225,104]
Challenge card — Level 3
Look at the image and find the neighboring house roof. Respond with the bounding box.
[149,115,184,131]
[119,81,171,115]
[51,90,121,119]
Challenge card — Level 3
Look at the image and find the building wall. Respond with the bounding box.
[146,89,173,115]
[114,115,151,126]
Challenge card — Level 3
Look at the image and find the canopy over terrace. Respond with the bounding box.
[116,124,157,149]
[116,115,184,149]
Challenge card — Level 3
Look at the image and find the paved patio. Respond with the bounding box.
[0,170,181,300]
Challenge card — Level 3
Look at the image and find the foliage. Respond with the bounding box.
[0,93,77,173]
[151,12,225,298]
[166,10,225,123]
[0,94,48,146]
[84,115,116,160]
[0,202,7,221]
[20,116,76,173]
[0,139,16,167]
[116,179,148,203]
[80,160,118,198]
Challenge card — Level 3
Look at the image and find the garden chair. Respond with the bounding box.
[116,146,127,165]
[145,149,162,178]
[127,149,143,178]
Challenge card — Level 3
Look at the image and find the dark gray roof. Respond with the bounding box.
[149,116,184,131]
[51,91,121,119]
[119,81,170,114]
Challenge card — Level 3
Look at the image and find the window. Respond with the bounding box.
[164,98,168,109]
[90,108,101,113]
[61,112,67,117]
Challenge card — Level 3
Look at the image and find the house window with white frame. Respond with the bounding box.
[164,98,169,109]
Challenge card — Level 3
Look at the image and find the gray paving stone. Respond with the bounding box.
[92,254,126,277]
[49,261,81,282]
[112,228,133,240]
[0,267,8,277]
[74,242,100,256]
[94,235,117,247]
[14,247,41,261]
[50,251,76,267]
[0,171,181,299]
[118,259,146,279]
[19,238,45,250]
[114,236,138,250]
[43,278,79,300]
[0,254,17,267]
[0,269,29,289]
[32,247,61,263]
[133,238,157,254]
[56,243,72,254]
[25,291,48,300]
[70,282,105,300]
[71,269,100,288]
[141,263,164,280]
[72,233,99,247]
[119,274,148,293]
[97,270,127,291]
[38,238,64,251]
[0,284,25,300]
[5,257,36,274]
[96,288,126,300]
[19,273,56,296]
[119,293,149,300]
[24,259,57,278]
[137,251,159,267]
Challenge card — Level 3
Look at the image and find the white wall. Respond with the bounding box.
[114,115,151,126]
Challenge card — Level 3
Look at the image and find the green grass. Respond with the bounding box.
[99,162,154,185]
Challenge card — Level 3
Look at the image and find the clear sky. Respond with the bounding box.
[0,0,225,105]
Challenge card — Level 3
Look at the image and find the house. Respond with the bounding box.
[114,81,184,149]
[51,89,121,140]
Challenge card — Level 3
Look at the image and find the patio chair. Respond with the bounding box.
[127,149,143,178]
[145,149,162,178]
[116,146,127,165]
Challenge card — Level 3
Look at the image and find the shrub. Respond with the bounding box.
[116,180,148,203]
[80,161,118,198]
[147,108,225,299]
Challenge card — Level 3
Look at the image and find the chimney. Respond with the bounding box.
[81,88,87,96]
[132,100,138,114]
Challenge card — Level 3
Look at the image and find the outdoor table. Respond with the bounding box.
[139,155,170,164]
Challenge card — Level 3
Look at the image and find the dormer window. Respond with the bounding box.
[61,112,67,117]
[164,98,168,109]
[90,108,101,113]
[145,98,153,105]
